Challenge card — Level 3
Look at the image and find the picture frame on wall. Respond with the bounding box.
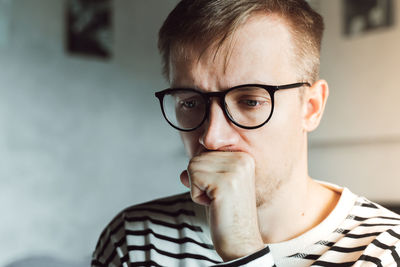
[66,0,113,59]
[343,0,394,37]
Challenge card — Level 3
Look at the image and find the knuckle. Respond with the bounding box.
[187,164,195,173]
[187,169,197,181]
[187,159,200,173]
[188,170,204,186]
[188,157,197,165]
[240,153,254,169]
[224,174,240,190]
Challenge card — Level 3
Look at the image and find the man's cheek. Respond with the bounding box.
[180,132,198,157]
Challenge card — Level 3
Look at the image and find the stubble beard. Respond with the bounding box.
[255,176,283,207]
[254,162,294,207]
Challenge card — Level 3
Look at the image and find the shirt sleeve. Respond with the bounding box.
[211,246,276,267]
[91,217,127,267]
[352,225,400,267]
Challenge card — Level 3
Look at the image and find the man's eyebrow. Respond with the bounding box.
[170,82,271,92]
[170,85,200,90]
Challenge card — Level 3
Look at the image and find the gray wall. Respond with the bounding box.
[1,0,400,266]
[309,1,400,203]
[0,0,185,266]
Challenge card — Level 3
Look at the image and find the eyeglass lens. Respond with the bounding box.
[162,86,273,130]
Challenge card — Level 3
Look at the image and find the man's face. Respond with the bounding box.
[170,15,309,206]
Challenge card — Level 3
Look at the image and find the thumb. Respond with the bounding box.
[180,170,190,188]
[180,169,211,206]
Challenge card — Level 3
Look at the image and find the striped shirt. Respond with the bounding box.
[92,183,400,266]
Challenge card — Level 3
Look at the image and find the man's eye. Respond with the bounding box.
[239,99,265,107]
[180,100,197,108]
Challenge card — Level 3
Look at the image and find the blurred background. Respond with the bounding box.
[0,0,399,266]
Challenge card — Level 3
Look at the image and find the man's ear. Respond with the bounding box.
[302,79,329,132]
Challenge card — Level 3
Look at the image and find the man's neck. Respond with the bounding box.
[256,177,341,244]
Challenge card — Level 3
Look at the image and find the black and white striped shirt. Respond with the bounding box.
[92,183,400,266]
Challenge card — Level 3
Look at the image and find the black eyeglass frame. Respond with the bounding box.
[155,82,310,132]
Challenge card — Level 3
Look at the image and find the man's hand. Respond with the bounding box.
[180,152,264,262]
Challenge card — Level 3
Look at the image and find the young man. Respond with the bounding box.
[92,0,400,266]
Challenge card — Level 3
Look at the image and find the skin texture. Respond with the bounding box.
[171,14,340,262]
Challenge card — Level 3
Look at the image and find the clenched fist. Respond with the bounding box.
[180,151,264,262]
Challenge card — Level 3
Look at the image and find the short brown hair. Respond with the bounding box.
[158,0,324,83]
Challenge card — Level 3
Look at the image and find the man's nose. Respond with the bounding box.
[199,99,240,150]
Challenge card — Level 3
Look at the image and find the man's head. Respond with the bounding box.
[158,0,324,84]
[157,0,328,206]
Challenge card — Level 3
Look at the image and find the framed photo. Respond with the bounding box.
[66,0,113,59]
[343,0,394,37]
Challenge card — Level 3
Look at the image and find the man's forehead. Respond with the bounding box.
[169,14,297,89]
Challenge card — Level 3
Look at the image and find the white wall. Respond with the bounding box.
[309,1,400,202]
[0,0,185,266]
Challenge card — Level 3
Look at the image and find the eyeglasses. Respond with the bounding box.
[155,82,310,131]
